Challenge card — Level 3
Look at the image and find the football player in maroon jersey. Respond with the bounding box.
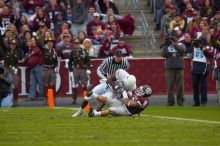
[88,85,152,117]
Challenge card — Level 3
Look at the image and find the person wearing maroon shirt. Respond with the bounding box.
[22,0,44,15]
[86,12,106,45]
[88,85,152,117]
[21,38,44,101]
[204,36,220,103]
[31,7,50,31]
[111,39,133,58]
[56,33,74,59]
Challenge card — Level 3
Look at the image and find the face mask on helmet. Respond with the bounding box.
[123,75,136,91]
[135,85,152,97]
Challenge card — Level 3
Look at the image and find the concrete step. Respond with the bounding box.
[119,9,151,16]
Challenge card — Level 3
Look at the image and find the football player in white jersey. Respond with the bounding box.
[87,85,152,117]
[72,69,136,117]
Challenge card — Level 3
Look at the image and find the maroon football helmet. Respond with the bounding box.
[135,85,152,97]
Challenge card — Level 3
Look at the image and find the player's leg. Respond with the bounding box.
[72,83,111,117]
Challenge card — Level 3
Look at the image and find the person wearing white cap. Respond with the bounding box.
[86,12,106,45]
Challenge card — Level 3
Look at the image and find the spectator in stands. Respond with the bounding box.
[182,2,198,25]
[111,39,133,58]
[8,23,19,39]
[98,38,112,58]
[38,29,54,49]
[171,26,184,41]
[161,5,176,34]
[160,36,185,106]
[180,33,192,56]
[45,0,63,31]
[98,0,119,15]
[56,33,74,59]
[200,0,216,20]
[22,38,44,101]
[210,11,220,29]
[82,38,98,58]
[213,0,220,11]
[169,14,185,33]
[70,0,89,36]
[55,21,70,38]
[15,15,29,33]
[22,0,44,16]
[87,5,96,23]
[155,0,178,31]
[0,5,14,35]
[189,19,208,39]
[56,27,72,47]
[2,29,13,49]
[106,15,123,42]
[31,7,50,31]
[18,30,32,58]
[53,13,65,37]
[78,31,87,44]
[101,7,123,23]
[0,0,5,12]
[154,0,164,30]
[86,12,106,45]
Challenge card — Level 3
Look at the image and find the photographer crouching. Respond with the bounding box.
[188,36,209,106]
[161,35,186,106]
[0,65,13,107]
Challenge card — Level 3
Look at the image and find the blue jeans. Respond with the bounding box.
[1,93,13,107]
[29,65,44,99]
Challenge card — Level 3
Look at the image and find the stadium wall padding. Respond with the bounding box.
[17,58,216,97]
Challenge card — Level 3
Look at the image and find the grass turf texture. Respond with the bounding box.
[0,106,220,146]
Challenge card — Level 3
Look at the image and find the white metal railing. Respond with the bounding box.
[141,10,148,54]
[150,33,157,56]
[131,0,138,10]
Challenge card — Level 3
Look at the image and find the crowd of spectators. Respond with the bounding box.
[0,0,135,62]
[0,0,136,106]
[153,0,220,41]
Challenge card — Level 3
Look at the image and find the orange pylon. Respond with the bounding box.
[83,90,90,112]
[48,88,54,109]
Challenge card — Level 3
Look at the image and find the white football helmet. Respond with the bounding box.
[123,75,136,91]
[135,85,152,97]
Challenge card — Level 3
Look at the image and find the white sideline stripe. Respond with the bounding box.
[55,107,79,110]
[54,107,220,124]
[141,114,220,124]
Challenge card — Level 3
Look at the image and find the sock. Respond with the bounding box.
[81,100,88,109]
[93,111,101,116]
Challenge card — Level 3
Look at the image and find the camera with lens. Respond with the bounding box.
[160,35,176,49]
[192,36,207,48]
[165,36,176,45]
[192,39,201,48]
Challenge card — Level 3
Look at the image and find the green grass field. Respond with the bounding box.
[0,106,220,146]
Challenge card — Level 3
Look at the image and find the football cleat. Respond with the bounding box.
[88,107,94,117]
[72,109,83,117]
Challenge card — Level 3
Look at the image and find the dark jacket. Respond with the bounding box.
[0,69,12,99]
[161,44,185,69]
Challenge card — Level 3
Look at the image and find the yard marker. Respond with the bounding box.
[83,90,90,112]
[48,88,54,109]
